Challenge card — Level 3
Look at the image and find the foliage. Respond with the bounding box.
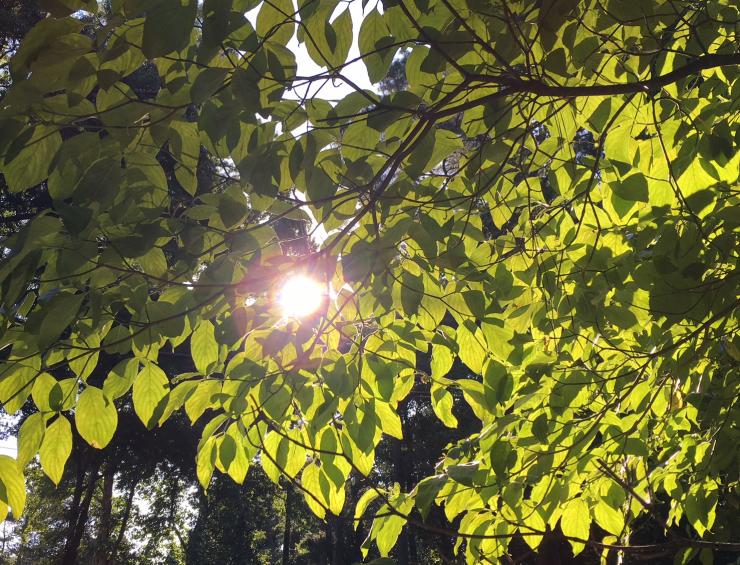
[0,0,739,563]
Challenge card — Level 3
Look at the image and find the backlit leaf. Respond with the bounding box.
[39,416,72,485]
[75,387,118,449]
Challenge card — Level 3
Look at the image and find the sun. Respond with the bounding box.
[277,275,326,319]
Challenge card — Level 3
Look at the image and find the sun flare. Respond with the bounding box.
[277,275,325,319]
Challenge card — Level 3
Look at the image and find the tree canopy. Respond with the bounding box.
[0,0,739,562]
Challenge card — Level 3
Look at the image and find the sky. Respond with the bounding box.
[245,1,380,244]
[0,415,17,458]
[247,0,377,100]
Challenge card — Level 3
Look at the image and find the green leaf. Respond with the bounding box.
[586,97,614,132]
[256,0,295,46]
[0,361,38,415]
[184,380,221,423]
[414,476,445,520]
[531,413,549,444]
[593,501,625,536]
[480,321,515,362]
[17,413,45,467]
[262,432,304,482]
[191,320,219,375]
[218,434,237,470]
[612,173,649,203]
[430,344,453,380]
[483,359,514,406]
[447,462,479,487]
[31,292,84,351]
[685,482,718,537]
[159,381,196,425]
[430,384,457,428]
[132,361,169,427]
[300,463,327,519]
[75,387,117,449]
[39,416,72,485]
[359,9,396,83]
[405,128,463,179]
[400,271,424,316]
[374,506,407,556]
[31,372,66,412]
[354,488,380,528]
[138,248,168,278]
[142,0,197,58]
[560,498,591,555]
[223,424,249,484]
[170,120,201,197]
[191,67,229,105]
[456,321,487,375]
[201,0,234,49]
[2,126,61,193]
[103,358,139,399]
[196,436,217,490]
[375,402,402,440]
[299,1,351,69]
[0,456,25,519]
[305,167,337,203]
[325,8,353,70]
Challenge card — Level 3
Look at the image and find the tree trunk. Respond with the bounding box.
[110,476,139,560]
[393,400,411,565]
[324,521,333,565]
[61,462,100,565]
[184,488,210,563]
[167,476,188,552]
[93,463,115,565]
[282,485,293,565]
[408,529,419,563]
[330,516,344,565]
[65,451,86,546]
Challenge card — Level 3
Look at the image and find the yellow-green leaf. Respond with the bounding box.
[75,386,117,448]
[191,320,219,375]
[17,412,45,467]
[430,384,457,428]
[39,416,72,485]
[132,361,169,427]
[456,322,487,375]
[0,455,25,519]
[560,498,591,555]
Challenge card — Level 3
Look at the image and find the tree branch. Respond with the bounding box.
[433,52,740,119]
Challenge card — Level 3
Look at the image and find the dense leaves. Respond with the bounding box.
[1,0,739,562]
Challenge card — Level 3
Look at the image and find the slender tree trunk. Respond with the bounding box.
[110,476,140,560]
[393,400,411,565]
[330,516,344,565]
[93,464,115,565]
[16,517,30,564]
[404,399,418,564]
[65,451,86,544]
[62,463,100,565]
[408,529,419,563]
[185,487,210,563]
[347,479,365,563]
[324,521,333,565]
[281,485,293,565]
[172,524,188,552]
[167,476,188,552]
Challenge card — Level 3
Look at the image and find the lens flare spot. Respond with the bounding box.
[277,275,325,318]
